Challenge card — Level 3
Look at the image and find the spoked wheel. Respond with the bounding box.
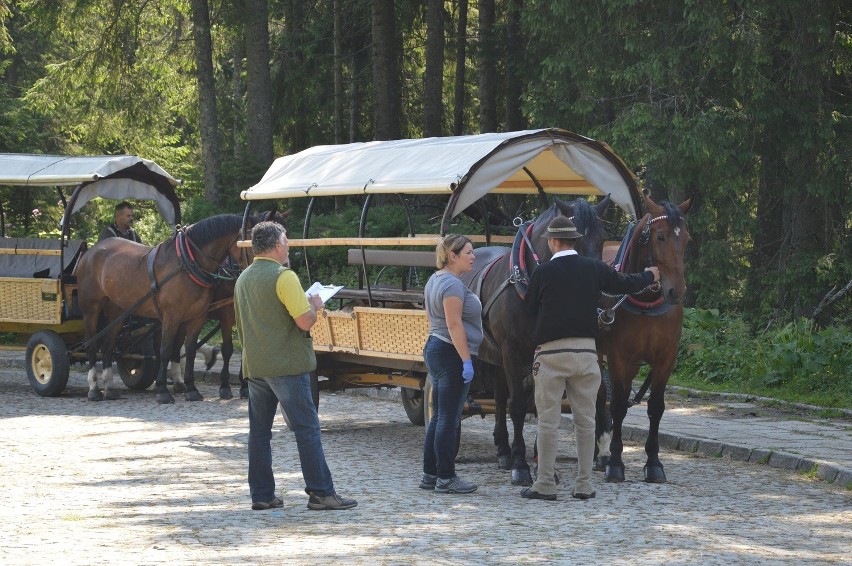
[25,330,70,397]
[401,386,426,426]
[117,336,158,390]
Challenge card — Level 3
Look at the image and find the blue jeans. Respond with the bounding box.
[247,374,334,502]
[423,336,471,480]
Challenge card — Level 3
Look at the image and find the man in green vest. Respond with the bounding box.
[234,221,357,511]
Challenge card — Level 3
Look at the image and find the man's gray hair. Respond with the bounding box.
[251,221,286,254]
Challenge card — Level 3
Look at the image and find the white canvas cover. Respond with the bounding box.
[242,129,641,219]
[0,154,181,225]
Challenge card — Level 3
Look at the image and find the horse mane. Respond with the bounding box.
[659,200,683,227]
[184,214,244,246]
[553,196,603,241]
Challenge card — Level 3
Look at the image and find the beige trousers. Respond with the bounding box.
[531,337,600,497]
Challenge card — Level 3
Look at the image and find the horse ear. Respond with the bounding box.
[644,195,662,216]
[678,197,693,215]
[282,208,293,219]
[595,194,612,216]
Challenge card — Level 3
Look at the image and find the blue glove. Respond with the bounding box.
[462,359,474,384]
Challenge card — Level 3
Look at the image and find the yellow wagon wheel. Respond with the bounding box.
[26,330,70,397]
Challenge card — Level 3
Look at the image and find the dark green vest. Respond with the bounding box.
[234,259,316,378]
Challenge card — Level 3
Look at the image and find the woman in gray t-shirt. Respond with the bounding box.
[419,235,482,494]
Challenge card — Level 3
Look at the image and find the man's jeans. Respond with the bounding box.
[423,336,471,480]
[247,374,335,502]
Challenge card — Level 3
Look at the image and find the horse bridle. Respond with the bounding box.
[176,226,243,288]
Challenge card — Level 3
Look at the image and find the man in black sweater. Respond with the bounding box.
[521,215,659,501]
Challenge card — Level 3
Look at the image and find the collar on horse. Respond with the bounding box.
[175,227,240,288]
[601,215,671,324]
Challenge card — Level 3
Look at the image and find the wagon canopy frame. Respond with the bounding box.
[0,153,182,229]
[241,128,642,226]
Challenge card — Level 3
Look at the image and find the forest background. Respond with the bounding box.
[0,0,849,408]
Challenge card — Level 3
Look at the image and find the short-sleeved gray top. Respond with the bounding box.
[424,271,483,356]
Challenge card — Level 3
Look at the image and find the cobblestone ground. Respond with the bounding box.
[0,368,849,565]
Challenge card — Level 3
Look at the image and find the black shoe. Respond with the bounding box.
[572,491,596,500]
[434,476,478,494]
[419,473,437,490]
[307,492,358,510]
[251,496,284,511]
[520,487,556,501]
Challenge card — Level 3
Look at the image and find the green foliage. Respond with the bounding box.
[674,308,852,408]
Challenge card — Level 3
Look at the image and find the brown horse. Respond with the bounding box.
[76,214,249,404]
[595,196,692,482]
[168,210,290,400]
[462,196,611,485]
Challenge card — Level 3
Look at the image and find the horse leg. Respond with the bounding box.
[99,308,124,401]
[181,317,206,402]
[155,323,178,404]
[505,360,532,486]
[593,362,612,471]
[644,372,668,483]
[238,365,248,399]
[605,376,633,483]
[170,327,187,394]
[84,302,106,402]
[492,366,512,470]
[217,324,234,400]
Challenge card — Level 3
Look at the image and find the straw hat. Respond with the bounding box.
[541,216,583,239]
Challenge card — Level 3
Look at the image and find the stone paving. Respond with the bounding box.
[0,355,850,565]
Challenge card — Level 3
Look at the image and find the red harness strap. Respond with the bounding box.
[176,237,214,288]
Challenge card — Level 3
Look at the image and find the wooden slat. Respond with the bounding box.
[0,248,62,256]
[237,234,514,248]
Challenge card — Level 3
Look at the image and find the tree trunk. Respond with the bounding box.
[477,0,497,133]
[244,0,274,170]
[190,0,220,203]
[333,0,344,144]
[283,0,307,151]
[453,0,468,136]
[423,0,444,137]
[505,0,525,131]
[371,0,401,140]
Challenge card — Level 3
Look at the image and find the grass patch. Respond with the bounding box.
[672,309,852,410]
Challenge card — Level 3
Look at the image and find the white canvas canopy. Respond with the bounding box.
[0,154,182,225]
[242,128,642,220]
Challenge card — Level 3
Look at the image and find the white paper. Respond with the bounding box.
[306,281,344,303]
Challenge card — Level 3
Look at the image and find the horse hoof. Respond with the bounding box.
[219,388,233,400]
[157,393,175,404]
[239,388,248,400]
[185,391,204,402]
[87,390,103,402]
[605,463,625,483]
[594,456,610,472]
[643,464,667,483]
[511,468,533,486]
[173,383,187,394]
[104,390,122,401]
[496,455,512,470]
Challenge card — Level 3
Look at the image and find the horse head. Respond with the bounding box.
[644,196,692,305]
[541,195,611,259]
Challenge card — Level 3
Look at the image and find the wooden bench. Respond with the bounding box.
[334,248,437,306]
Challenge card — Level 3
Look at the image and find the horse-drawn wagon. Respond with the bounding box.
[239,129,644,433]
[0,154,182,396]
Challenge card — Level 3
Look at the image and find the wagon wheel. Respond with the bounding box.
[25,330,70,397]
[423,374,461,457]
[401,386,426,426]
[116,334,158,390]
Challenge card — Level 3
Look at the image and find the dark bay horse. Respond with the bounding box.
[76,214,249,404]
[595,196,692,482]
[461,196,611,485]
